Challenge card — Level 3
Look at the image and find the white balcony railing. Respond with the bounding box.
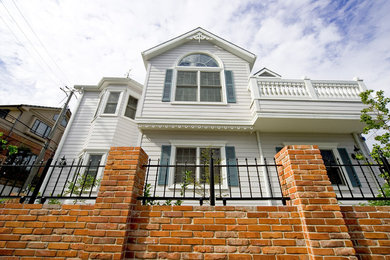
[312,81,361,99]
[252,78,365,101]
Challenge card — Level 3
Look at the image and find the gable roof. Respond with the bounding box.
[142,27,257,69]
[253,67,281,78]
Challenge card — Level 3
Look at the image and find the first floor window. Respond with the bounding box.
[85,154,103,178]
[103,92,121,114]
[31,119,51,138]
[174,147,221,184]
[124,95,138,119]
[320,149,345,185]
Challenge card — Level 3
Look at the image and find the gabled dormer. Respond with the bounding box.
[253,67,281,78]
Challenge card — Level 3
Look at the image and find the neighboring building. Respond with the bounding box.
[0,104,71,163]
[47,28,377,204]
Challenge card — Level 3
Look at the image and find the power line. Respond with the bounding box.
[0,0,67,86]
[0,13,60,85]
[10,0,71,85]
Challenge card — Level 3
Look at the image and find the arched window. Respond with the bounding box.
[175,53,222,102]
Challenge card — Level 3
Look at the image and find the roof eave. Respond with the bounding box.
[142,27,257,69]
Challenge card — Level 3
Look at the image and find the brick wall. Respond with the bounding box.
[341,206,390,258]
[0,146,389,259]
[0,204,93,258]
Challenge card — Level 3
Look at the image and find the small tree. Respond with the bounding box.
[359,90,390,205]
[360,90,390,160]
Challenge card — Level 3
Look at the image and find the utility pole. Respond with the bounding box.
[22,88,75,191]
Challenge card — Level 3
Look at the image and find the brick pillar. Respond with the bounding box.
[84,147,148,259]
[275,145,357,260]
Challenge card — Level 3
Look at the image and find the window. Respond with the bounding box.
[174,147,221,184]
[277,144,360,187]
[0,109,10,119]
[31,119,51,138]
[85,154,103,178]
[320,149,345,185]
[175,54,222,102]
[124,95,138,119]
[53,114,68,127]
[103,92,121,114]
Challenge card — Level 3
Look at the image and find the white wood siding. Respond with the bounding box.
[139,41,252,123]
[55,91,98,160]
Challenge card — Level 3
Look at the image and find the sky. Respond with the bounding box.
[0,0,389,112]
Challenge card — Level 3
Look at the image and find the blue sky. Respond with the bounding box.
[0,0,389,111]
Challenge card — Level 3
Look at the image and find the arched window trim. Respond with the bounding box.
[172,52,227,104]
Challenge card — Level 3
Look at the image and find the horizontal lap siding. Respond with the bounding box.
[55,92,98,161]
[140,41,252,122]
[112,117,140,147]
[258,100,365,116]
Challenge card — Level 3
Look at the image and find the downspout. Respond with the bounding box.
[255,131,272,205]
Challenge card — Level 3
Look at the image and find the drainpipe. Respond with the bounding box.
[255,131,272,205]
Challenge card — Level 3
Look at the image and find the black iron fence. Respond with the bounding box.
[138,158,289,206]
[0,158,105,204]
[325,156,389,202]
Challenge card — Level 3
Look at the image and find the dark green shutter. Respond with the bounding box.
[162,69,173,102]
[225,146,238,186]
[225,71,236,103]
[337,148,361,187]
[158,145,171,185]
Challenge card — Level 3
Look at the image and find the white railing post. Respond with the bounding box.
[249,77,261,99]
[354,77,367,92]
[303,77,318,99]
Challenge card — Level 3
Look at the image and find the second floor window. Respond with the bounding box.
[103,92,121,114]
[31,119,51,138]
[175,54,222,102]
[124,95,138,119]
[53,114,68,127]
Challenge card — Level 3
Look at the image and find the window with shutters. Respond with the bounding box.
[276,143,360,188]
[174,147,221,184]
[174,53,225,103]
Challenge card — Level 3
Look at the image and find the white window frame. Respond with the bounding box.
[282,142,354,190]
[121,89,140,121]
[78,150,108,193]
[168,140,228,189]
[101,90,124,117]
[172,52,227,105]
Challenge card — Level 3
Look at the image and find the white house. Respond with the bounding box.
[45,28,379,205]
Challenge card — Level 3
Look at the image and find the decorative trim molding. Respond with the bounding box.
[138,123,253,131]
[187,32,213,42]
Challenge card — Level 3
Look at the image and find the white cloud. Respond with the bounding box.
[0,0,389,112]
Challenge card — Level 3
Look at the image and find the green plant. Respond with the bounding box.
[369,183,390,206]
[64,173,101,204]
[360,89,390,161]
[0,132,17,155]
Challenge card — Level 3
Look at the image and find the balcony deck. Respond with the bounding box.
[250,77,367,133]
